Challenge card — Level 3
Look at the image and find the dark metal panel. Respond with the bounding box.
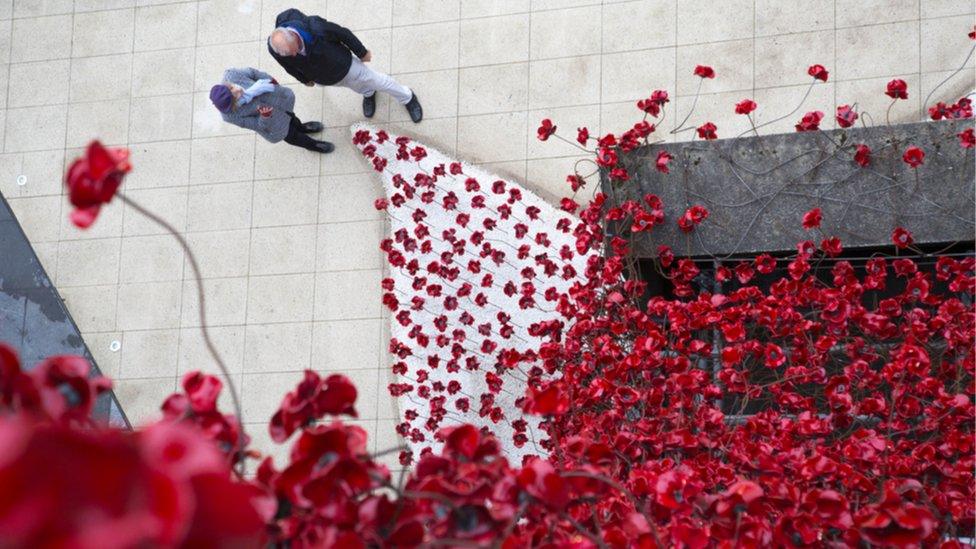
[0,192,129,428]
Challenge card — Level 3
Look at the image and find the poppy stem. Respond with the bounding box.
[672,78,704,134]
[738,78,816,139]
[370,444,408,460]
[921,44,975,119]
[118,192,247,478]
[551,132,592,153]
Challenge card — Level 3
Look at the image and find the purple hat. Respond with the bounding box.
[209,84,233,113]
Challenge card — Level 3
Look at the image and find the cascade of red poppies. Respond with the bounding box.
[351,123,595,464]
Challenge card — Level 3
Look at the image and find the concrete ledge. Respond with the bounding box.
[604,119,976,257]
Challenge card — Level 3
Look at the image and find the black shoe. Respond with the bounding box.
[363,94,376,118]
[314,141,334,154]
[405,93,422,123]
[300,121,324,134]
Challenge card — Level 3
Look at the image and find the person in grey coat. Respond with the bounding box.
[209,67,333,153]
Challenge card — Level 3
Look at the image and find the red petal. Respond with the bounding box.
[85,141,129,181]
[70,205,100,228]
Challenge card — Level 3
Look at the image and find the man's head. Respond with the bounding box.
[269,28,301,57]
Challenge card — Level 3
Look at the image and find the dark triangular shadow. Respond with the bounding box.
[0,191,129,428]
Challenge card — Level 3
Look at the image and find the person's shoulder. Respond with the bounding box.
[275,8,306,26]
[304,13,334,33]
[221,68,246,82]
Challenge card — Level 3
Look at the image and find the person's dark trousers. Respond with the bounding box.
[283,112,319,151]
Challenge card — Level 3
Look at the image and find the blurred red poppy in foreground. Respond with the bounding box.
[64,141,130,228]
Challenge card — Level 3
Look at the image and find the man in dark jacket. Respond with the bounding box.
[268,8,422,123]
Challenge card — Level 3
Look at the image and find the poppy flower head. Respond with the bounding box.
[958,127,974,149]
[64,141,131,228]
[802,208,822,230]
[735,99,757,115]
[693,65,715,79]
[655,150,673,174]
[885,78,908,100]
[696,122,718,140]
[835,105,858,128]
[854,144,872,167]
[807,64,829,81]
[902,146,924,168]
[795,111,824,132]
[892,227,914,249]
[576,127,589,145]
[596,147,619,167]
[536,119,557,141]
[678,205,709,233]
